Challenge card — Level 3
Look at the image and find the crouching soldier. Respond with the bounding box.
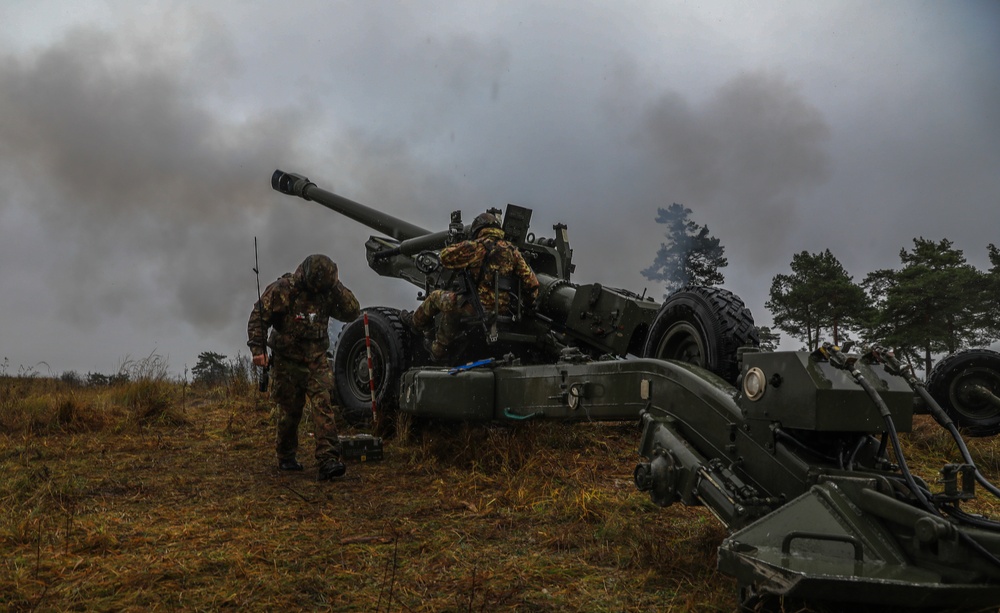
[248,254,360,481]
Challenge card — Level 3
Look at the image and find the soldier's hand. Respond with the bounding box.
[253,353,269,368]
[447,225,466,244]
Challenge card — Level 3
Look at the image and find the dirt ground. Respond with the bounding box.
[6,388,1000,613]
[2,399,736,612]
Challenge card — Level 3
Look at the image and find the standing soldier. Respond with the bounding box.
[248,254,361,480]
[401,212,539,360]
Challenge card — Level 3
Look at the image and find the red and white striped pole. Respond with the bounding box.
[362,312,378,424]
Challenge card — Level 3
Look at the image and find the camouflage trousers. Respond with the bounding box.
[412,289,476,359]
[270,352,341,464]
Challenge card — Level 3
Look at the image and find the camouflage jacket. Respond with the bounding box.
[440,227,540,313]
[247,273,360,362]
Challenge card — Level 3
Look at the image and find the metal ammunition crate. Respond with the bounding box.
[338,434,384,462]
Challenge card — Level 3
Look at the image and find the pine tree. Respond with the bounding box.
[642,203,727,296]
[192,351,229,387]
[862,238,990,373]
[755,326,782,352]
[766,249,866,350]
[986,243,1000,340]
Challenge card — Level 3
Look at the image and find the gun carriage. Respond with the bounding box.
[271,169,1000,610]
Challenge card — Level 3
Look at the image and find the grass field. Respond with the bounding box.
[3,370,1000,612]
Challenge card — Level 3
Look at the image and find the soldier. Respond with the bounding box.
[247,254,361,481]
[401,212,539,360]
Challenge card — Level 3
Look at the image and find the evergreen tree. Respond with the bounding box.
[986,243,1000,340]
[858,267,901,350]
[192,351,229,387]
[766,249,866,350]
[861,238,990,374]
[755,326,781,352]
[642,203,727,296]
[767,271,816,349]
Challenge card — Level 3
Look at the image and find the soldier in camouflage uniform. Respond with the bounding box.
[402,212,539,360]
[247,254,361,481]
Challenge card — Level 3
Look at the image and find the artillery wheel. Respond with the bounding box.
[927,348,1000,437]
[333,307,411,430]
[642,286,759,386]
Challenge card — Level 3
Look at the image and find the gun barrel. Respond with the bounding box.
[271,169,429,242]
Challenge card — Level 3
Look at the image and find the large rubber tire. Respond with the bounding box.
[333,307,410,427]
[927,348,1000,437]
[642,286,759,386]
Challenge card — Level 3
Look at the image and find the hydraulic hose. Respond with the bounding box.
[871,346,1000,500]
[826,344,1000,567]
[846,434,875,471]
[851,364,936,513]
[822,345,933,510]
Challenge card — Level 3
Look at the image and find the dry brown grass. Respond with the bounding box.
[0,378,734,612]
[2,377,1000,612]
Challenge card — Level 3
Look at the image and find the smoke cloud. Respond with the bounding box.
[0,23,298,328]
[0,10,512,373]
[636,71,831,266]
[558,70,832,303]
[0,2,996,373]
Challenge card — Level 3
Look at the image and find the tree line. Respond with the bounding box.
[58,352,253,388]
[643,204,1000,374]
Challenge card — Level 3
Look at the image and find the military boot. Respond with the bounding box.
[278,458,304,471]
[318,459,347,481]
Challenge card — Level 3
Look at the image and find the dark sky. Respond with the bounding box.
[1,1,998,376]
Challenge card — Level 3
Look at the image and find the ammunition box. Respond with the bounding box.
[338,434,384,462]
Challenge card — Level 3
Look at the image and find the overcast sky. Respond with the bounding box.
[1,1,997,377]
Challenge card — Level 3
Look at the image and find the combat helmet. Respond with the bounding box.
[296,254,339,292]
[470,212,501,238]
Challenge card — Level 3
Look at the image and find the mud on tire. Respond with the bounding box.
[642,286,759,386]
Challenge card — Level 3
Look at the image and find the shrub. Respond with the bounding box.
[0,353,187,434]
[60,371,83,386]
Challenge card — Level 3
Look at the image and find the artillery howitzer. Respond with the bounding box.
[270,169,759,421]
[271,169,1000,609]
